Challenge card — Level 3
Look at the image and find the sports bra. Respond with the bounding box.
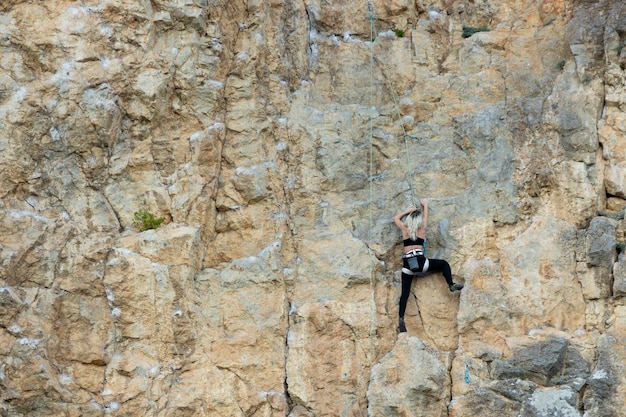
[403,237,425,247]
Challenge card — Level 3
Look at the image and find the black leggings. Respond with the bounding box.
[399,258,453,318]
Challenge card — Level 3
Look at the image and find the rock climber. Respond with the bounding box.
[393,199,463,333]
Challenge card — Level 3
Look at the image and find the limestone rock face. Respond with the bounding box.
[368,335,449,417]
[1,0,626,416]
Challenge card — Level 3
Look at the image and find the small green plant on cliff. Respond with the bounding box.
[462,26,490,38]
[133,209,165,232]
[393,28,405,38]
[556,60,566,71]
[616,242,626,254]
[615,43,625,54]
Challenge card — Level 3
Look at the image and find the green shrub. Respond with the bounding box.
[133,209,165,232]
[462,26,490,38]
[556,60,565,70]
[393,29,405,38]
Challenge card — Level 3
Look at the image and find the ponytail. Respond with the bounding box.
[405,211,423,240]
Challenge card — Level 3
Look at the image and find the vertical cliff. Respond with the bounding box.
[0,0,625,416]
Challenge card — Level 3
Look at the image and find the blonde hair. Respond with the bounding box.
[405,211,423,240]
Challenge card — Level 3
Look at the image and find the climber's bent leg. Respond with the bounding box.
[427,258,452,285]
[428,258,463,291]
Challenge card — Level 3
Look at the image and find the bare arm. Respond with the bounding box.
[394,207,416,232]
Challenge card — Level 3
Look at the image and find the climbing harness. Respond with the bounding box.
[402,249,429,274]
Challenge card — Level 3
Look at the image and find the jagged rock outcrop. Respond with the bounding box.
[1,0,626,416]
[368,335,449,416]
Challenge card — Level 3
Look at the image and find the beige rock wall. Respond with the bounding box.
[1,0,625,416]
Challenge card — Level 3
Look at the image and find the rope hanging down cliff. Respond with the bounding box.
[366,0,376,368]
[367,2,427,257]
[367,1,422,208]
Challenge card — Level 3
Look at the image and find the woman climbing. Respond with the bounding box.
[393,199,463,333]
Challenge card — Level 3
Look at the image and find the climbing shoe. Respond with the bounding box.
[398,317,407,333]
[449,283,464,292]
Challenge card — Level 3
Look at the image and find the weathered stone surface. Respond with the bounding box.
[613,253,626,297]
[521,386,580,417]
[576,217,618,300]
[582,334,625,417]
[1,0,626,416]
[458,215,586,357]
[286,300,377,416]
[489,378,537,403]
[450,387,524,417]
[490,338,590,387]
[368,335,448,417]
